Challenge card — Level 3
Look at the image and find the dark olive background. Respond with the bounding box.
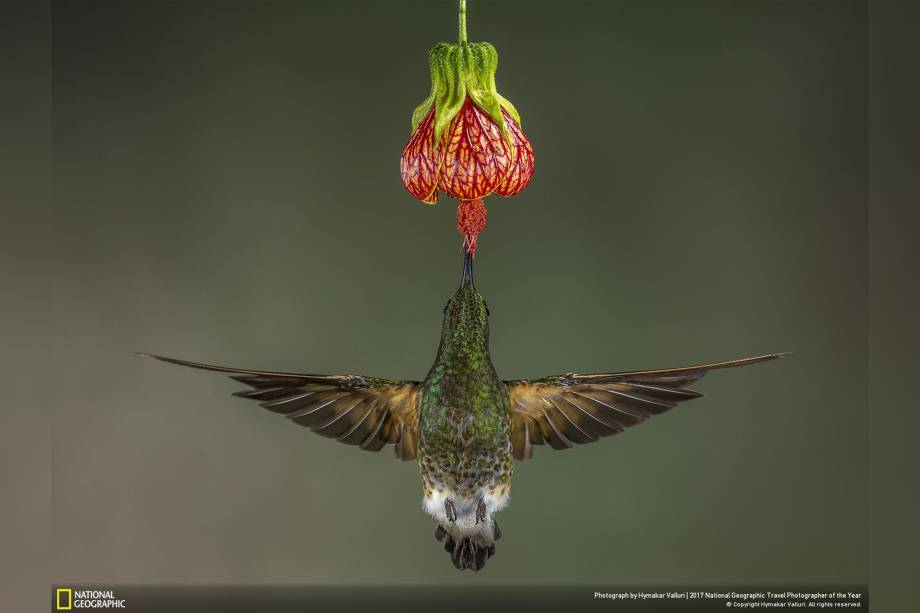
[37,0,870,593]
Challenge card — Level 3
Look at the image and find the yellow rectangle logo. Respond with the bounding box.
[55,588,72,610]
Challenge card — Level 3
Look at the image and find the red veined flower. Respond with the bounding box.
[400,28,535,255]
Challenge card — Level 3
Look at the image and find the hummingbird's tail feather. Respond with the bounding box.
[434,524,497,572]
[424,488,507,571]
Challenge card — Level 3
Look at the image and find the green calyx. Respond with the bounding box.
[410,41,521,147]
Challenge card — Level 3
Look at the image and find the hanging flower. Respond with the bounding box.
[400,2,535,254]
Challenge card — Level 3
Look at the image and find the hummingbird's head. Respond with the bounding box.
[440,252,490,345]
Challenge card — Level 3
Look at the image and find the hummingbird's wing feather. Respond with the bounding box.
[504,352,791,460]
[139,354,420,461]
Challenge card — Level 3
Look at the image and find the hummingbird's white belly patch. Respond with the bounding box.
[422,486,509,541]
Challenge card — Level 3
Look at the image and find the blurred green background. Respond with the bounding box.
[49,0,866,588]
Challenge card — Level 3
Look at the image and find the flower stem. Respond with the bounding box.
[458,0,468,44]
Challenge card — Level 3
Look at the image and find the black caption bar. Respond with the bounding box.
[51,585,869,613]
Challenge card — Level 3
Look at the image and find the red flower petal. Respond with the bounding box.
[494,110,535,197]
[438,98,513,200]
[400,108,442,203]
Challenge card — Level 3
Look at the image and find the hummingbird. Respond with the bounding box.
[142,252,788,571]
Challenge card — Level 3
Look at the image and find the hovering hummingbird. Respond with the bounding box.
[142,252,788,571]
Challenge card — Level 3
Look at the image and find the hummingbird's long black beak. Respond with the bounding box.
[460,250,474,288]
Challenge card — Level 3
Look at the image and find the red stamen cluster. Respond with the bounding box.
[456,198,487,256]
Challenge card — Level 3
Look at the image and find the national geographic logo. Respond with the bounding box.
[54,587,127,610]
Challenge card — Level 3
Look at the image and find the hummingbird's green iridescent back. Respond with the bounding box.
[418,284,513,492]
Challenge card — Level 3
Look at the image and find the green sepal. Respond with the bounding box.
[410,41,521,147]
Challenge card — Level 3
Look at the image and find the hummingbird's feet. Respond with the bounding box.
[444,499,457,523]
[434,524,447,542]
[475,498,487,524]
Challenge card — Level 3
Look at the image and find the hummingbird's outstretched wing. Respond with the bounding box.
[139,354,420,460]
[504,353,790,460]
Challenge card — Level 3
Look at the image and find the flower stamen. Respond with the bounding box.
[457,198,487,256]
